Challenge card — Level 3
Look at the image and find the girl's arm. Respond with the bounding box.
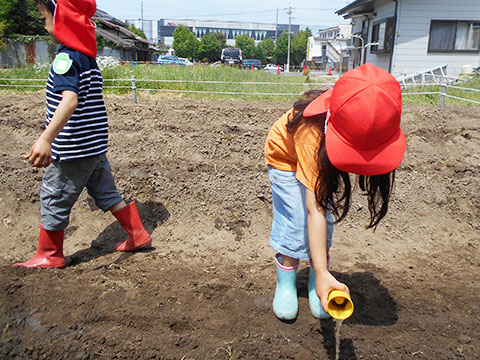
[24,90,78,168]
[306,188,347,312]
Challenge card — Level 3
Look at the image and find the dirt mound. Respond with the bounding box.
[1,92,479,359]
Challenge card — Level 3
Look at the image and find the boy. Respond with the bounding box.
[14,0,151,269]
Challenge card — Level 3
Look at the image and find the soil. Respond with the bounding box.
[0,92,479,360]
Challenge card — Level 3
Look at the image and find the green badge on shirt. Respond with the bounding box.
[52,53,73,75]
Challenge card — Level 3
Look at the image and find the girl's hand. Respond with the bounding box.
[24,137,52,168]
[316,270,348,313]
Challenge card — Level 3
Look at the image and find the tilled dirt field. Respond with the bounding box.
[0,92,479,360]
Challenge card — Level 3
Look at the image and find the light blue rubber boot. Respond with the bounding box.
[308,258,331,319]
[273,253,298,320]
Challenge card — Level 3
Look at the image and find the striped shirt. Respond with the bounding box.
[46,45,108,162]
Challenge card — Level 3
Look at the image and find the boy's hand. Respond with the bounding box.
[24,137,52,168]
[316,270,348,313]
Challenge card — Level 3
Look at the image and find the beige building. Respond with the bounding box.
[306,24,352,69]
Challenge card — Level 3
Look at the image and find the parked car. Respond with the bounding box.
[264,63,283,73]
[178,57,194,66]
[221,48,242,65]
[242,59,261,69]
[156,55,185,65]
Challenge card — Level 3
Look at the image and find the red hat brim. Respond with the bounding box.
[325,124,406,176]
[303,88,333,117]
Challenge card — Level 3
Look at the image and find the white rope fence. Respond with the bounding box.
[105,78,331,86]
[402,83,480,108]
[0,76,334,102]
[134,88,304,96]
[0,77,333,86]
[0,77,478,107]
[444,93,480,105]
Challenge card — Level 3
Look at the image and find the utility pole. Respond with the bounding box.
[286,5,292,72]
[274,7,278,48]
[141,1,144,31]
[274,7,278,64]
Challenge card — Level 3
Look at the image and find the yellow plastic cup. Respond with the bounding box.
[326,287,354,320]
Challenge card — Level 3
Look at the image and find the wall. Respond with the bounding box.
[364,1,396,71]
[97,47,136,61]
[392,0,480,76]
[0,39,55,67]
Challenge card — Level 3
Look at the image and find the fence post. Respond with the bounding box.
[131,75,137,104]
[440,84,446,109]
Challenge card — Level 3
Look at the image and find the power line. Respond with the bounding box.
[293,17,347,23]
[293,8,340,11]
[97,2,346,27]
[159,9,278,19]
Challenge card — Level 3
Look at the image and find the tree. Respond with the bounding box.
[212,31,227,49]
[235,34,256,59]
[128,24,147,40]
[196,33,221,62]
[172,25,199,59]
[0,0,45,35]
[274,31,289,65]
[291,28,312,66]
[255,38,274,64]
[0,21,6,50]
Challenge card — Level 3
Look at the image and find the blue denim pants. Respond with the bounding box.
[268,166,334,260]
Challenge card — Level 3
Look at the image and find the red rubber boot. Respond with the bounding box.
[113,201,151,251]
[13,226,65,269]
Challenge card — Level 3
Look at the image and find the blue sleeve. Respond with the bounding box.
[52,59,80,94]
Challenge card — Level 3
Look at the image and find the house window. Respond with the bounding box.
[371,17,396,54]
[428,20,480,52]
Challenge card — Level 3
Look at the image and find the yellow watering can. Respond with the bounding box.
[326,287,354,320]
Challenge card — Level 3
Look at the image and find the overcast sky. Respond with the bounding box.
[96,0,352,31]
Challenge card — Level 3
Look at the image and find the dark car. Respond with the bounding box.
[242,59,262,70]
[221,48,242,65]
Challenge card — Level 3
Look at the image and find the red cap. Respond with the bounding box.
[304,63,406,176]
[53,0,97,58]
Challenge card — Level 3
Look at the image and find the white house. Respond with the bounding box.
[306,25,352,69]
[337,0,480,76]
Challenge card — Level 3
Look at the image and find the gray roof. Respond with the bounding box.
[94,19,155,52]
[94,9,127,27]
[336,0,375,17]
[93,8,155,51]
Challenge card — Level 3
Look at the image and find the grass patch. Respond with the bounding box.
[102,64,330,101]
[1,64,479,105]
[402,77,480,107]
[0,64,332,102]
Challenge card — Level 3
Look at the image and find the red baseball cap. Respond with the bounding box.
[53,0,97,58]
[304,63,406,176]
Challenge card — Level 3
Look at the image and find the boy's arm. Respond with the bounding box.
[306,188,347,312]
[25,90,78,167]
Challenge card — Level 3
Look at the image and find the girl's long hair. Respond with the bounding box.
[287,89,395,229]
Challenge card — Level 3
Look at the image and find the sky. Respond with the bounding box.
[95,0,352,32]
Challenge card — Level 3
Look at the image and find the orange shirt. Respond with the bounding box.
[265,109,322,191]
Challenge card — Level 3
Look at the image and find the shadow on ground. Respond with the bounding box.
[297,268,398,360]
[297,268,398,326]
[66,201,170,266]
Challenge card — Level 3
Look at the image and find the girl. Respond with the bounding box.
[264,63,406,320]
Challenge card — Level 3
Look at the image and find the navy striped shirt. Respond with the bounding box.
[46,45,108,162]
